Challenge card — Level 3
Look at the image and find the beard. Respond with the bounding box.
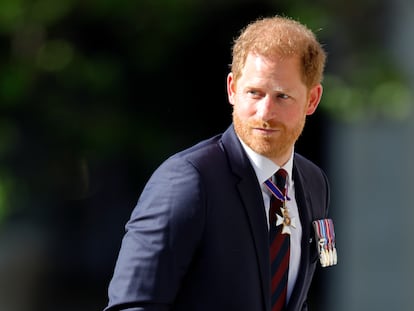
[233,111,306,161]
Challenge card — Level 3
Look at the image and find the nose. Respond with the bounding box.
[256,96,275,121]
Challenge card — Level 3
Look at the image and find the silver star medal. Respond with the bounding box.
[276,206,296,235]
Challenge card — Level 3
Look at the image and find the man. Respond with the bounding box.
[104,15,333,311]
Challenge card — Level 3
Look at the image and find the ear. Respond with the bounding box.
[227,72,236,106]
[306,84,323,115]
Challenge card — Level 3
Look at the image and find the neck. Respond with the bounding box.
[271,148,293,167]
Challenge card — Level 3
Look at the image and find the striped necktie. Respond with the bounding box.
[268,169,289,311]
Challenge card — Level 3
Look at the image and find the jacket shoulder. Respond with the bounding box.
[294,153,330,215]
[294,153,328,180]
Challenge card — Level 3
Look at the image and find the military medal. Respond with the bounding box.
[264,178,295,235]
[276,205,296,234]
[312,219,337,267]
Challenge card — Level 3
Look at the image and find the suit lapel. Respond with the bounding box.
[236,176,270,309]
[221,126,270,311]
[286,157,314,311]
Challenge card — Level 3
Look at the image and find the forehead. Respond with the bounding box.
[244,51,298,67]
[240,53,301,82]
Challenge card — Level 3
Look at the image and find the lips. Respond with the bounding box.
[252,127,280,135]
[251,121,280,132]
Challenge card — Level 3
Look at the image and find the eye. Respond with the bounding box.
[247,89,263,98]
[277,93,290,100]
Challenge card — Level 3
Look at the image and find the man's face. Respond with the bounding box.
[227,52,322,165]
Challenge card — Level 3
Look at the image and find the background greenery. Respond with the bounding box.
[0,0,412,310]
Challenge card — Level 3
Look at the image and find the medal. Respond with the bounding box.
[264,178,295,235]
[312,218,337,267]
[275,205,296,235]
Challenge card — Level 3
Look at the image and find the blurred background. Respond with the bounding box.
[0,0,413,310]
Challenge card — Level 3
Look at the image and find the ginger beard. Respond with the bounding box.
[232,111,306,161]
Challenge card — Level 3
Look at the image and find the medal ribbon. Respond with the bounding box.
[314,220,327,248]
[264,178,291,202]
[314,219,335,249]
[325,219,335,247]
[312,218,338,267]
[320,220,327,249]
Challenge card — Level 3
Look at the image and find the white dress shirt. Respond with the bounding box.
[238,139,302,303]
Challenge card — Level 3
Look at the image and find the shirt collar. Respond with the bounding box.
[238,138,294,186]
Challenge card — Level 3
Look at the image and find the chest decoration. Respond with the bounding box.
[312,219,338,267]
[276,205,296,235]
[264,178,295,235]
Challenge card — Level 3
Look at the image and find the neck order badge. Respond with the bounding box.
[264,172,295,235]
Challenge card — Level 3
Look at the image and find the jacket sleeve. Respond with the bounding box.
[104,156,205,311]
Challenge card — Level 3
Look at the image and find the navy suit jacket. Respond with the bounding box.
[104,125,330,311]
